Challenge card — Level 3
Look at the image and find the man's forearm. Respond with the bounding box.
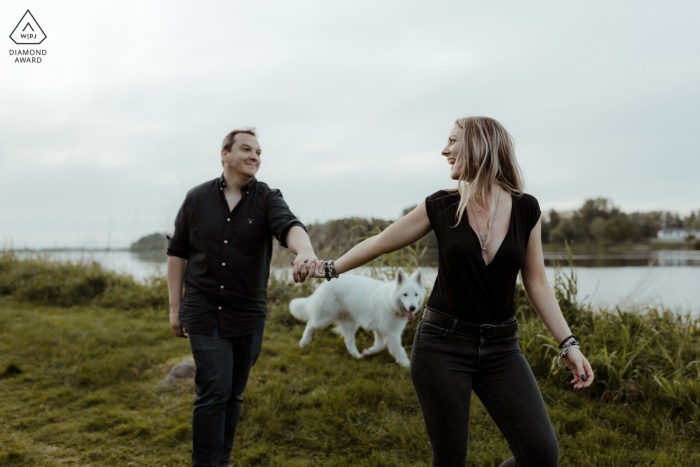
[167,256,187,310]
[286,225,315,256]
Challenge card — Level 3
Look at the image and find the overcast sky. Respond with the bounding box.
[1,0,699,248]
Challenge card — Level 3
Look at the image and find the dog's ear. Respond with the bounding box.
[396,267,407,285]
[410,267,422,285]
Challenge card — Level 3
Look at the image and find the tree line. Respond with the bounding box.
[542,198,700,245]
[136,198,700,261]
[291,198,700,265]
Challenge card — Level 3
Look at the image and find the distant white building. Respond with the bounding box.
[657,228,700,241]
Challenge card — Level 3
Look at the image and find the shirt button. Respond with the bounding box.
[224,240,228,243]
[220,285,224,289]
[227,218,230,221]
[218,306,222,310]
[222,262,226,266]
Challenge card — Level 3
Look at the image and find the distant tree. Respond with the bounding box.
[628,211,663,242]
[130,233,168,251]
[579,198,612,223]
[683,210,700,229]
[590,217,606,244]
[662,212,683,228]
[541,210,560,244]
[604,215,634,243]
[549,218,577,244]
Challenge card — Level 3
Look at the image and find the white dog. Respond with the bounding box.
[289,267,424,367]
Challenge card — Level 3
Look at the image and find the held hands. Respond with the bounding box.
[563,348,594,391]
[291,256,327,283]
[291,257,327,282]
[306,260,327,279]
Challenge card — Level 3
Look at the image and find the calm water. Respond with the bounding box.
[18,250,700,313]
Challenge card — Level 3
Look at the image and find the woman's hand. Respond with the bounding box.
[564,348,594,391]
[292,257,320,283]
[301,260,327,280]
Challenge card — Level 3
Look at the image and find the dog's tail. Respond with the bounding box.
[289,297,310,321]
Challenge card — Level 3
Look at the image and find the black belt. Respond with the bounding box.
[422,306,518,338]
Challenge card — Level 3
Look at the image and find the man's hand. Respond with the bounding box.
[170,307,189,338]
[291,251,319,283]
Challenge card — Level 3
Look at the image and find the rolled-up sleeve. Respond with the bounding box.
[266,189,305,248]
[167,192,192,259]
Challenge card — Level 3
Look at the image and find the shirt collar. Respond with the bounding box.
[219,174,257,192]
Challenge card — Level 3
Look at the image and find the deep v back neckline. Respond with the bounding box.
[467,196,515,268]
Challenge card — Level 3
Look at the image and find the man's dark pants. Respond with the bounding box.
[188,322,265,467]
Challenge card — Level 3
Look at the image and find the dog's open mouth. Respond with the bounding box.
[406,310,415,323]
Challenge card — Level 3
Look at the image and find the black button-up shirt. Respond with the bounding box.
[167,175,305,337]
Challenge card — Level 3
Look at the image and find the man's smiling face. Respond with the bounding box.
[222,133,261,177]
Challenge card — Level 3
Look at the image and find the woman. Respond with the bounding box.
[301,116,594,467]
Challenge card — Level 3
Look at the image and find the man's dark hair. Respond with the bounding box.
[221,128,257,152]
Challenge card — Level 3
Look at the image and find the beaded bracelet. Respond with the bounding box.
[323,259,340,281]
[329,260,339,279]
[558,334,577,349]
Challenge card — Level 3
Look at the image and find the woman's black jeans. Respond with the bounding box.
[410,314,559,467]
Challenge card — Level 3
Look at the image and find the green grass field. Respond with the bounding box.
[0,252,699,466]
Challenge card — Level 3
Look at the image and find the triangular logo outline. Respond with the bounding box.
[10,10,47,45]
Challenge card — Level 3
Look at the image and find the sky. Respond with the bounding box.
[1,0,699,248]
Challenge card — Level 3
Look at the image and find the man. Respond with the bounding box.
[166,128,318,467]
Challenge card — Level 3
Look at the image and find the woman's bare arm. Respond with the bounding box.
[520,218,594,390]
[324,201,432,275]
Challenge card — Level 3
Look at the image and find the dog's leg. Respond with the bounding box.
[386,334,410,367]
[362,331,387,356]
[299,322,317,348]
[336,320,362,359]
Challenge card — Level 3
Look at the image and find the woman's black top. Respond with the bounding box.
[425,190,541,324]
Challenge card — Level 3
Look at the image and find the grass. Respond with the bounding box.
[0,251,699,466]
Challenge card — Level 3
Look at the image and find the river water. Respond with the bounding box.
[16,250,700,313]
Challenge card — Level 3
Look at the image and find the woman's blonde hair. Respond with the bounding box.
[451,116,524,244]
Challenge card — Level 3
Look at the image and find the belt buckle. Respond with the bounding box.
[480,324,496,338]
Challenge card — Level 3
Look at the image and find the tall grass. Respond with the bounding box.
[0,249,699,465]
[513,247,700,436]
[0,251,167,310]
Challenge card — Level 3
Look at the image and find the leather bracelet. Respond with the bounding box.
[560,339,579,350]
[557,344,581,367]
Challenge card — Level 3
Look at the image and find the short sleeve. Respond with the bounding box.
[425,190,456,232]
[424,195,435,229]
[167,191,192,259]
[266,188,305,248]
[528,195,542,231]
